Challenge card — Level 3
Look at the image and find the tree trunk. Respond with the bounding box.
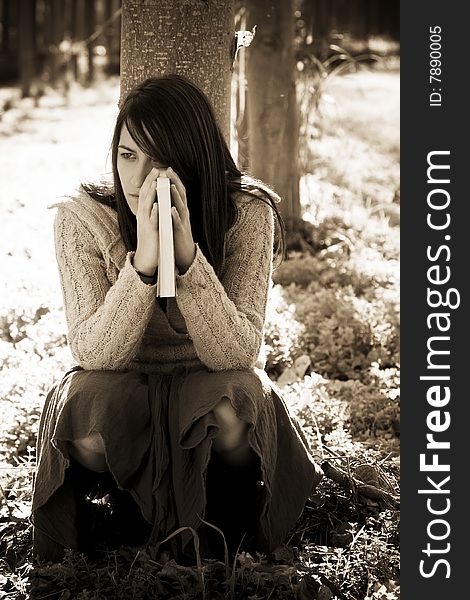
[84,0,96,83]
[245,0,301,228]
[2,0,12,54]
[308,0,331,61]
[47,0,64,87]
[104,0,114,71]
[120,0,234,142]
[70,0,80,81]
[232,6,250,170]
[103,0,121,75]
[18,0,36,97]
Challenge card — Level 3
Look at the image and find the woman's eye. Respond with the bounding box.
[120,152,135,160]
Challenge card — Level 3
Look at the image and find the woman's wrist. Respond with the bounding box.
[132,254,157,284]
[136,270,157,285]
[134,265,156,277]
[133,252,157,277]
[177,243,197,275]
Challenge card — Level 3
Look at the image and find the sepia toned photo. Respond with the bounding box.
[1,1,399,598]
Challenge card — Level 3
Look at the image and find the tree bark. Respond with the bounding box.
[245,0,300,228]
[104,0,114,72]
[232,6,250,170]
[70,0,80,81]
[84,0,96,83]
[46,0,63,86]
[2,0,12,54]
[102,0,121,75]
[18,0,36,97]
[120,0,234,142]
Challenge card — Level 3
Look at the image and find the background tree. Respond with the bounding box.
[120,0,234,141]
[46,0,64,86]
[84,0,96,83]
[18,0,36,97]
[244,0,300,228]
[103,0,122,74]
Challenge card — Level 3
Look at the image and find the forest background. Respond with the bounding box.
[0,1,400,599]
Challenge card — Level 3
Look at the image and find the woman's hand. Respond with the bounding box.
[133,167,160,276]
[133,166,196,276]
[166,167,196,274]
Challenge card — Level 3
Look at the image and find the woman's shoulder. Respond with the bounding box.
[51,188,119,242]
[229,182,277,236]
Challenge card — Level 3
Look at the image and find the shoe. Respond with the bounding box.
[70,460,152,553]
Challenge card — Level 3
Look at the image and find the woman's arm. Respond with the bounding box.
[175,195,274,371]
[54,207,157,370]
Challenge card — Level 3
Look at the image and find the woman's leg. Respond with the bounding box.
[205,400,261,554]
[68,396,250,468]
[68,432,108,472]
[211,397,255,466]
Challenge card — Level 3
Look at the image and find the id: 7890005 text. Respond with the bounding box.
[429,26,442,107]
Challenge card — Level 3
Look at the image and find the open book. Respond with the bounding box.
[156,177,176,297]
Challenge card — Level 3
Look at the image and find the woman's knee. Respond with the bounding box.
[214,398,250,433]
[212,398,248,451]
[68,432,107,472]
[71,432,105,454]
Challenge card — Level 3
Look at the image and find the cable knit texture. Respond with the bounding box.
[52,190,274,373]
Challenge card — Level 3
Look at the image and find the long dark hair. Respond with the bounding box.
[84,74,285,273]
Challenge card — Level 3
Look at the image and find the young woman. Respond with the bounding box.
[31,74,322,562]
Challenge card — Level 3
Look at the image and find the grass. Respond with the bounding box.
[0,62,399,599]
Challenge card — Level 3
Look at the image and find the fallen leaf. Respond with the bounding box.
[294,355,311,378]
[354,464,380,486]
[277,367,298,386]
[272,544,295,564]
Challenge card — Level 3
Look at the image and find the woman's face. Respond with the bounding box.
[116,124,166,215]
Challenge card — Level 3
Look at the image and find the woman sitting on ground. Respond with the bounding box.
[31,73,322,562]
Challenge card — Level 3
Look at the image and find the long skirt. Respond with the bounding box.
[31,365,322,561]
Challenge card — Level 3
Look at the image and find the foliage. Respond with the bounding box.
[266,280,399,384]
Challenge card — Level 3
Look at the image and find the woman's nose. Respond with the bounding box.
[130,162,152,188]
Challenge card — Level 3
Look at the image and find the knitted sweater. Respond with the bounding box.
[52,190,275,373]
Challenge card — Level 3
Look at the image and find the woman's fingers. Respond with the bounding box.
[170,183,188,221]
[150,202,159,228]
[138,167,159,216]
[171,205,182,230]
[139,167,156,199]
[166,167,188,207]
[137,166,188,224]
